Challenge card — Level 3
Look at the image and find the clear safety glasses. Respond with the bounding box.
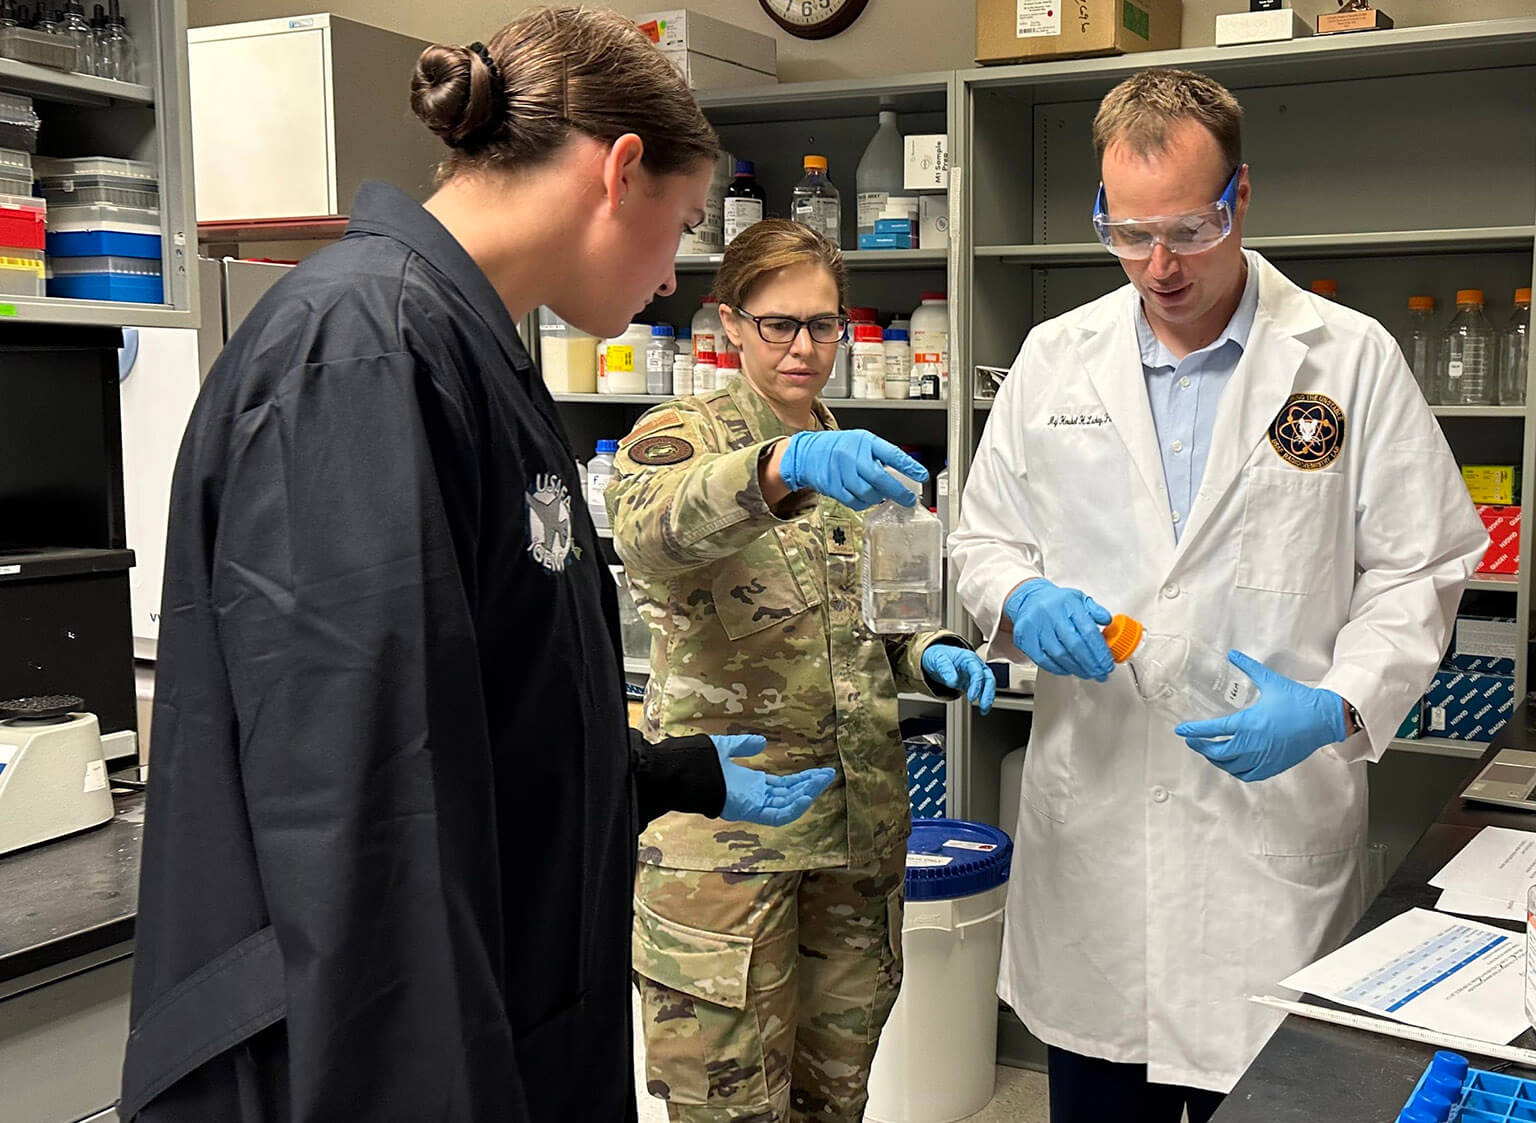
[1092,167,1241,260]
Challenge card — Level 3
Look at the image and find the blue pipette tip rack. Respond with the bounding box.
[1399,1052,1536,1121]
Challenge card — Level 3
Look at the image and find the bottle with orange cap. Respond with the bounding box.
[1441,289,1496,406]
[791,154,842,246]
[1102,613,1259,722]
[1309,279,1338,301]
[1402,295,1438,402]
[1499,287,1530,407]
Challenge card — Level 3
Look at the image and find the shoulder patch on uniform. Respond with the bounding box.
[619,408,684,449]
[629,434,695,466]
[1268,393,1345,470]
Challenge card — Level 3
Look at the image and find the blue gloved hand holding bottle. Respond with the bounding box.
[1004,578,1115,682]
[778,429,928,511]
[711,735,837,826]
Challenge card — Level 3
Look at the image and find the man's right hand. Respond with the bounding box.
[1005,579,1115,682]
[776,430,928,511]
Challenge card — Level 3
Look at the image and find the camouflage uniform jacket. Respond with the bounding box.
[608,375,963,872]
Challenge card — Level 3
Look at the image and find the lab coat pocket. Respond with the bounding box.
[1256,747,1367,858]
[711,528,820,640]
[1235,467,1341,596]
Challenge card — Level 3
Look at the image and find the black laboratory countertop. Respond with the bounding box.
[0,787,142,986]
[1214,704,1536,1122]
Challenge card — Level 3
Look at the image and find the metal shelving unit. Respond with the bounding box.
[1388,736,1488,761]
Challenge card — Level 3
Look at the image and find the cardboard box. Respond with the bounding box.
[1445,615,1519,677]
[1424,668,1513,743]
[920,194,949,250]
[635,9,777,77]
[1317,7,1394,34]
[904,134,949,191]
[1463,464,1520,505]
[660,48,777,91]
[977,0,1182,64]
[1396,701,1422,741]
[1477,505,1521,575]
[859,232,914,250]
[1215,8,1312,47]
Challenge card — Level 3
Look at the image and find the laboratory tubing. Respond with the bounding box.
[691,296,722,362]
[672,350,695,396]
[851,323,887,400]
[1441,289,1496,406]
[645,323,677,397]
[588,440,618,531]
[1401,296,1437,403]
[913,352,942,400]
[693,350,717,394]
[856,108,916,239]
[862,472,943,634]
[791,154,841,246]
[1102,614,1260,723]
[882,326,912,399]
[715,350,740,387]
[603,323,651,395]
[1499,288,1530,407]
[722,159,765,246]
[910,292,950,400]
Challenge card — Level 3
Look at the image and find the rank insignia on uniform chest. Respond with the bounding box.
[832,526,847,546]
[629,434,695,465]
[1267,393,1345,470]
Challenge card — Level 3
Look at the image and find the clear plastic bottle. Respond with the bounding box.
[862,473,943,634]
[851,323,887,400]
[856,109,916,239]
[60,0,93,74]
[1499,288,1530,408]
[791,155,841,246]
[715,350,741,387]
[882,326,912,399]
[693,350,717,394]
[825,343,851,398]
[587,440,619,531]
[722,159,765,246]
[691,297,723,362]
[910,292,950,400]
[1102,614,1259,723]
[1441,289,1496,406]
[101,0,133,82]
[1401,295,1438,402]
[672,351,695,396]
[645,324,677,396]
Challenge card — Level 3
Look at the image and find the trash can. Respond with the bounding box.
[865,819,1013,1123]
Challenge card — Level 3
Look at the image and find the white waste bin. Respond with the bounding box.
[866,819,1013,1123]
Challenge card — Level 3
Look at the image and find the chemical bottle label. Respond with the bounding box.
[609,346,634,373]
[723,198,764,244]
[1448,360,1464,381]
[857,192,889,231]
[646,349,667,373]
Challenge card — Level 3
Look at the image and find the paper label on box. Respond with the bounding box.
[1017,0,1061,38]
[1430,706,1448,732]
[907,853,953,867]
[83,758,107,793]
[1457,619,1519,662]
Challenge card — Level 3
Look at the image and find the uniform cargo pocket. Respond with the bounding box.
[711,531,818,641]
[632,898,754,1010]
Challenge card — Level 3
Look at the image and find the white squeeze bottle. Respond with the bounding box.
[861,471,943,634]
[1102,613,1259,723]
[587,440,618,531]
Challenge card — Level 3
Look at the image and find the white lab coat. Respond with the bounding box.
[951,251,1487,1092]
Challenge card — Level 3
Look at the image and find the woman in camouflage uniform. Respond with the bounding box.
[609,220,996,1123]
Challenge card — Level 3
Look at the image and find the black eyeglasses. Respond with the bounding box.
[732,308,849,345]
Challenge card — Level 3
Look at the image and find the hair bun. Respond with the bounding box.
[410,43,500,149]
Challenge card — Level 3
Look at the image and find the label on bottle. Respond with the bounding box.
[693,332,716,360]
[793,198,840,243]
[646,348,667,374]
[587,472,611,516]
[672,359,694,396]
[858,191,889,232]
[723,197,764,245]
[1448,359,1464,381]
[853,350,886,400]
[608,345,634,373]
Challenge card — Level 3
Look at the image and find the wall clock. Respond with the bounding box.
[759,0,871,40]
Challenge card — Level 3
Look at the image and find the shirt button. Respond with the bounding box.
[1179,376,1191,390]
[1171,511,1182,524]
[1171,440,1184,454]
[1161,582,1180,599]
[1151,785,1170,803]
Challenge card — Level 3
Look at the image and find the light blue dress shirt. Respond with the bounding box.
[1135,263,1260,541]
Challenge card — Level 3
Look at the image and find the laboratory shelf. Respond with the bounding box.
[552,393,668,405]
[1433,406,1527,418]
[899,692,942,705]
[623,658,649,677]
[1387,736,1488,761]
[975,227,1536,267]
[554,392,946,412]
[694,71,951,126]
[1466,574,1519,592]
[676,247,947,273]
[0,546,136,582]
[989,694,1035,713]
[831,399,946,411]
[0,295,189,328]
[0,57,153,107]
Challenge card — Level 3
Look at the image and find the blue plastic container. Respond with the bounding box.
[1400,1051,1536,1121]
[47,273,164,303]
[903,818,1012,901]
[47,230,161,259]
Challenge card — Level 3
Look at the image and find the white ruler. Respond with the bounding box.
[1249,995,1536,1067]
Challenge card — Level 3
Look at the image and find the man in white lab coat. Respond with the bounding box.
[950,69,1488,1121]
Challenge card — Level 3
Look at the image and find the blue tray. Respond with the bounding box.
[1404,1056,1536,1120]
[47,230,162,259]
[47,272,164,303]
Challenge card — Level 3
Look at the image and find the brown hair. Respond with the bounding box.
[410,6,718,182]
[1092,68,1243,176]
[712,219,849,311]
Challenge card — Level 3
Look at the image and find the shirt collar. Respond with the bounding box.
[726,374,839,442]
[1135,256,1260,371]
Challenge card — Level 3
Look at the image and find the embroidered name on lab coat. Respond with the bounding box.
[1268,393,1346,470]
[1047,413,1112,428]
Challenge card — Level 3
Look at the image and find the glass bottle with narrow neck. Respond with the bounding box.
[1102,614,1258,722]
[861,472,941,634]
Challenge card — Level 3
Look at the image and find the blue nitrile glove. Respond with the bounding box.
[778,430,928,511]
[712,735,837,827]
[1003,579,1114,682]
[1174,651,1349,783]
[920,644,997,715]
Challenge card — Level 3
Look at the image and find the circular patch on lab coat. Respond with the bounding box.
[1267,394,1345,471]
[629,434,695,465]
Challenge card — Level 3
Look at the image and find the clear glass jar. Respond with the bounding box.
[1401,296,1437,402]
[1103,614,1259,723]
[1441,289,1496,406]
[862,477,942,634]
[1499,288,1530,408]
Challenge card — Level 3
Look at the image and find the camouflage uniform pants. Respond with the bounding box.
[633,850,906,1123]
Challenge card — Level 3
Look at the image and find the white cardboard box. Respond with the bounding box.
[636,9,776,77]
[1214,8,1312,46]
[919,195,949,250]
[904,134,949,191]
[662,48,777,91]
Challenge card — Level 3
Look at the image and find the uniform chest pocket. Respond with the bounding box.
[711,527,821,640]
[1236,467,1342,596]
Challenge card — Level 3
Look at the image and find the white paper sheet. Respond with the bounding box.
[1429,827,1536,903]
[1436,888,1528,923]
[1278,908,1528,1044]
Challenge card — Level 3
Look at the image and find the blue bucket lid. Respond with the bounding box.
[905,819,1012,901]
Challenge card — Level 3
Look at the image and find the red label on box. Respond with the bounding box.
[1477,505,1521,575]
[0,205,45,252]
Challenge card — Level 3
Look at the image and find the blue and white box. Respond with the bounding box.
[1424,668,1514,742]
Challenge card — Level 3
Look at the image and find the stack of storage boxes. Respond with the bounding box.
[1398,615,1519,744]
[36,156,163,303]
[0,175,45,297]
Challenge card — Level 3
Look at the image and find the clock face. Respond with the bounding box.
[760,0,871,40]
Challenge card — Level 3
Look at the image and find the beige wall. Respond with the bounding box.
[187,0,1536,80]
